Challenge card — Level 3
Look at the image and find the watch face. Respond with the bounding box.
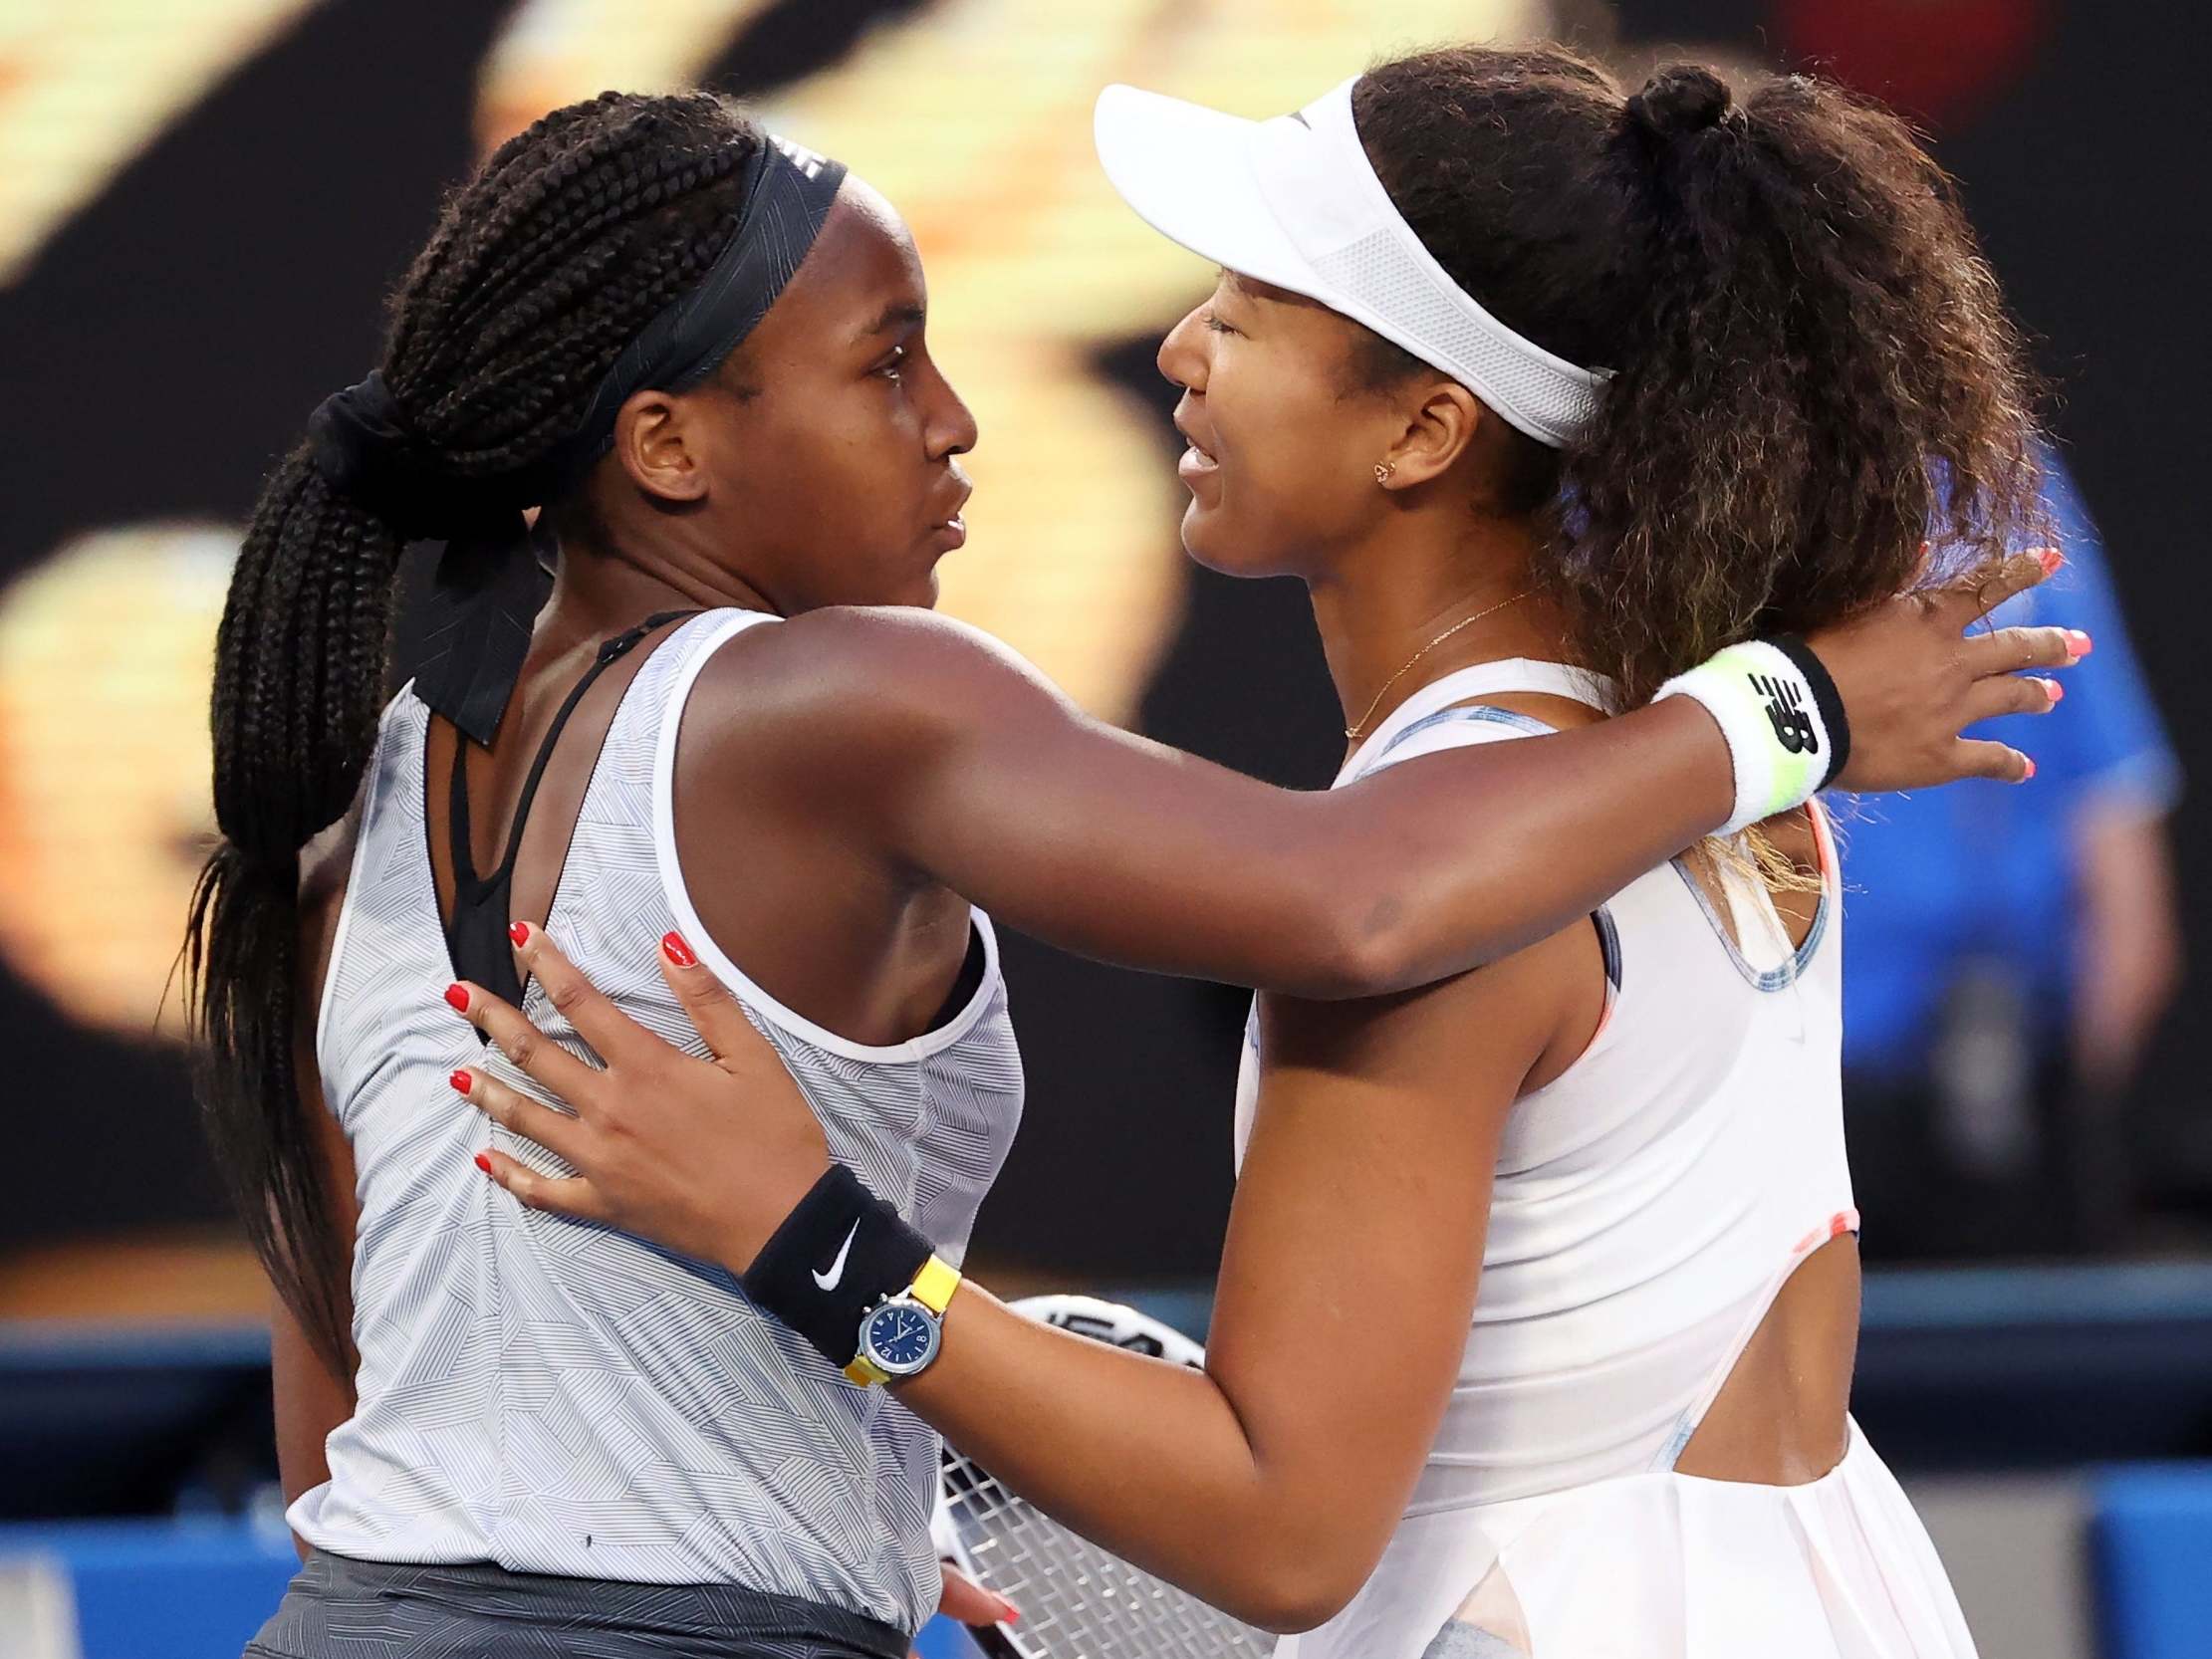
[861,1300,940,1375]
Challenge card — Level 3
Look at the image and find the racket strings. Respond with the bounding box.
[943,1452,1276,1658]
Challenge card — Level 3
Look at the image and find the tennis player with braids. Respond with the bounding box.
[194,67,2067,1659]
[444,52,2074,1659]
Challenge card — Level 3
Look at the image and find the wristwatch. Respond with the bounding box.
[844,1255,962,1386]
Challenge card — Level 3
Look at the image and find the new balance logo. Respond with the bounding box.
[774,136,831,179]
[1749,673,1819,756]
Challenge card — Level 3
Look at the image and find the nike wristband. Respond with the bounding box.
[1653,636,1850,836]
[742,1163,932,1368]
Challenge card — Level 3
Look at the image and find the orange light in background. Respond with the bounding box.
[0,0,1546,1042]
[0,0,315,283]
[480,0,1543,720]
[0,526,232,1039]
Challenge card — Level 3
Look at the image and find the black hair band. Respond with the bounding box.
[535,134,849,486]
[346,132,848,745]
[309,131,850,532]
[741,1163,932,1370]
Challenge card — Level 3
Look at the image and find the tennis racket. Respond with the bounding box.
[933,1294,1278,1659]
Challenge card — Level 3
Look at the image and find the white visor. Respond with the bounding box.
[1095,76,1607,448]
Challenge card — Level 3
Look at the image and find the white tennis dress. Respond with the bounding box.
[1234,661,1979,1659]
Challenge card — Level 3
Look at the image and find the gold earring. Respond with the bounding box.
[1373,461,1395,485]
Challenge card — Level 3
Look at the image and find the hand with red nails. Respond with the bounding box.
[445,923,829,1276]
[449,930,1025,1639]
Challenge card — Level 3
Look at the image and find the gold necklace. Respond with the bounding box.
[1345,592,1533,743]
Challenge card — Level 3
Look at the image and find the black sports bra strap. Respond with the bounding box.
[446,610,696,894]
[443,610,696,1015]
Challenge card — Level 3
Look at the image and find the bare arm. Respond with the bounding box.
[706,564,2071,999]
[896,956,1574,1628]
[272,1262,355,1559]
[456,926,1588,1630]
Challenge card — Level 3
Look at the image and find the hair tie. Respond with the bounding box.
[1626,66,1737,143]
[306,370,508,540]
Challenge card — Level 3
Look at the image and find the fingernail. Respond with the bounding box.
[2068,629,2093,656]
[509,920,531,947]
[662,931,698,969]
[998,1601,1021,1625]
[2036,548,2064,577]
[2044,678,2064,704]
[472,1152,493,1176]
[450,1069,472,1094]
[444,984,470,1013]
[2022,757,2038,780]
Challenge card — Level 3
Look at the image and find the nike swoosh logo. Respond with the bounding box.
[813,1218,861,1292]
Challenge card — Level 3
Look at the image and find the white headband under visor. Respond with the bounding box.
[1095,76,1608,448]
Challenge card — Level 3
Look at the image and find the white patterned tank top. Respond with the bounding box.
[293,608,1025,1633]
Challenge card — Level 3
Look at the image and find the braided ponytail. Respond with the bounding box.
[187,92,765,1370]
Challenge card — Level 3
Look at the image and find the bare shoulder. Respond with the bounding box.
[682,604,1066,770]
[1265,908,1594,1090]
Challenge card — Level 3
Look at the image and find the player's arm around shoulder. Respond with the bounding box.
[676,604,1395,996]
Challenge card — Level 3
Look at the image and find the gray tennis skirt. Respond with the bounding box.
[245,1550,911,1659]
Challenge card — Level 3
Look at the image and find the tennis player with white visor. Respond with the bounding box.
[450,46,2071,1659]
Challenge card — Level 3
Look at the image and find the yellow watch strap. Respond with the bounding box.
[910,1254,962,1316]
[843,1257,961,1387]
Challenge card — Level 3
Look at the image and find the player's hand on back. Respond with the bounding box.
[444,924,826,1277]
[1808,548,2088,792]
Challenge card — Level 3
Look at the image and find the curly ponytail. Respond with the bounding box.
[187,92,765,1371]
[1351,47,2044,708]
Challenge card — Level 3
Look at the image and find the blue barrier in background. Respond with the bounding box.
[6,1262,2211,1657]
[0,1520,297,1659]
[0,1520,987,1659]
[14,1484,2212,1659]
[2090,1465,2212,1659]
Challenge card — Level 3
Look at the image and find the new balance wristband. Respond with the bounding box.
[742,1164,931,1369]
[1653,636,1850,836]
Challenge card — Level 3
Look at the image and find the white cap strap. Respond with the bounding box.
[1096,76,1610,446]
[1250,79,1608,447]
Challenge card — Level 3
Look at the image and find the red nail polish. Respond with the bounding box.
[444,984,470,1013]
[662,931,698,969]
[509,920,531,947]
[2068,630,2093,656]
[2045,679,2064,704]
[2036,547,2064,577]
[473,1152,493,1175]
[1001,1605,1021,1625]
[449,1069,472,1094]
[2022,757,2037,780]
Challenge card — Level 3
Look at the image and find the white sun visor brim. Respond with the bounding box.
[1093,85,1316,298]
[1094,78,1607,448]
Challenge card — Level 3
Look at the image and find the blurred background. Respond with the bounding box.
[2,0,2207,1655]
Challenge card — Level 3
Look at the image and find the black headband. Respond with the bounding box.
[531,133,849,486]
[309,131,848,744]
[309,132,849,533]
